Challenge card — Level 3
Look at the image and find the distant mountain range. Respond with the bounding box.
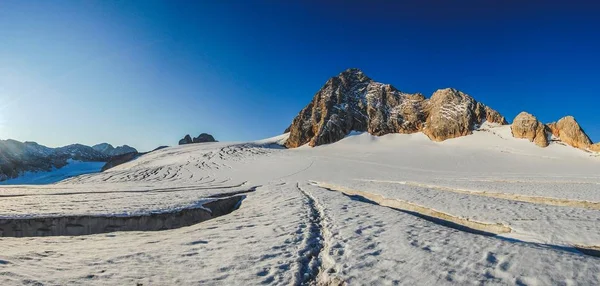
[0,140,137,182]
[92,143,137,157]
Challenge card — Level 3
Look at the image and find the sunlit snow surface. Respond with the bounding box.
[1,127,600,285]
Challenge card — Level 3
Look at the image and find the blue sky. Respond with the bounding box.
[0,1,599,151]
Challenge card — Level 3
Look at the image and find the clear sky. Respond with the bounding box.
[1,1,599,151]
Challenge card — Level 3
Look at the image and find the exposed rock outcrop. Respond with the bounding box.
[179,133,216,145]
[179,135,193,145]
[422,88,507,141]
[285,68,507,148]
[547,116,592,149]
[193,133,216,143]
[511,112,549,147]
[591,143,600,152]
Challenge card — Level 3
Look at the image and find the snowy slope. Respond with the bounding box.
[0,126,599,285]
[0,160,105,185]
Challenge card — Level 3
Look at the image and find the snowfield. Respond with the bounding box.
[1,126,600,285]
[0,160,105,185]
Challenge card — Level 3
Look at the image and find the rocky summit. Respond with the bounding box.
[179,133,217,145]
[285,68,506,148]
[92,143,137,157]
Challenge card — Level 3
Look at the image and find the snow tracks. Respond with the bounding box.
[312,181,511,236]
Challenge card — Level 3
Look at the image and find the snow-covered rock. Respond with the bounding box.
[92,143,137,156]
[285,68,506,147]
[423,88,506,141]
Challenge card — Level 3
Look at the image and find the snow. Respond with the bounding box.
[0,160,105,185]
[0,125,599,285]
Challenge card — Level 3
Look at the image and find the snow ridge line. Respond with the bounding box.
[294,183,325,285]
[312,181,512,236]
[358,179,600,210]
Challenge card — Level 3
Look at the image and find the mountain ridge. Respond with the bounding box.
[285,68,507,148]
[0,139,137,182]
[285,68,598,152]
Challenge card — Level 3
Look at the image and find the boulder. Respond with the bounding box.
[511,112,548,147]
[547,116,592,149]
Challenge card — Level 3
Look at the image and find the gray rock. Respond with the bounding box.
[193,133,216,143]
[179,134,193,145]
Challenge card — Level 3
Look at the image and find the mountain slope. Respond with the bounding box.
[0,140,135,182]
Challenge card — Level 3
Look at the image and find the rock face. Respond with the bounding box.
[285,68,506,148]
[422,88,507,141]
[179,135,193,145]
[511,112,549,147]
[547,116,592,149]
[193,133,216,143]
[179,133,217,145]
[591,143,600,152]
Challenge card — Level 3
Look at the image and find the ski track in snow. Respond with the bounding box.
[0,127,599,285]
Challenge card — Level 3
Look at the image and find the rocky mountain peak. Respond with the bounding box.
[285,69,507,148]
[337,68,369,81]
[179,133,217,145]
[179,135,193,145]
[92,143,137,157]
[193,133,216,143]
